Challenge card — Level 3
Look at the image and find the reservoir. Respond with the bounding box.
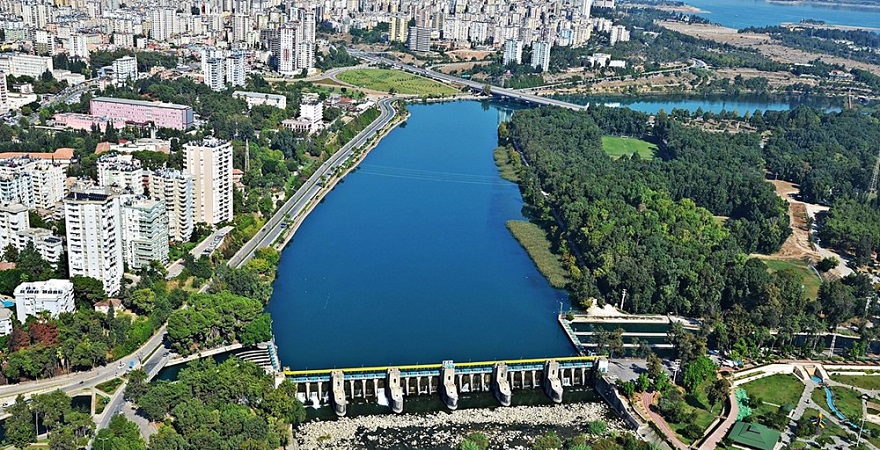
[682,0,880,31]
[555,95,841,114]
[267,101,574,370]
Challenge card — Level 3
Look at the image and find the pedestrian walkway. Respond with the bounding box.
[640,391,689,450]
[698,391,739,450]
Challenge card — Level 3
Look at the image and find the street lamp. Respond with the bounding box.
[97,436,109,450]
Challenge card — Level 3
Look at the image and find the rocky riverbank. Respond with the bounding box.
[294,402,629,450]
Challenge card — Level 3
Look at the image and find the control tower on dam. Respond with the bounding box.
[287,356,601,416]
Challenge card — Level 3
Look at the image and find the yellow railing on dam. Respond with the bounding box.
[283,356,599,376]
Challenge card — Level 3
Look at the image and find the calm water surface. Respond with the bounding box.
[683,0,880,30]
[268,101,573,370]
[558,95,840,114]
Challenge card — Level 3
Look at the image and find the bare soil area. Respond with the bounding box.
[766,179,821,261]
[660,22,880,76]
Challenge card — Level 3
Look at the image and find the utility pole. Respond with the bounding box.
[868,147,880,196]
[619,289,627,310]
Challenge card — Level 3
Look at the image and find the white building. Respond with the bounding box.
[3,54,53,79]
[0,203,29,251]
[14,279,75,323]
[0,308,12,336]
[225,52,247,88]
[278,8,315,76]
[0,72,8,114]
[503,39,523,65]
[610,25,630,45]
[203,56,226,91]
[150,9,176,42]
[184,138,233,225]
[67,34,89,60]
[97,154,144,195]
[29,161,66,211]
[531,41,552,72]
[112,55,138,86]
[64,187,124,296]
[233,91,287,110]
[407,26,431,52]
[148,169,193,242]
[121,197,169,270]
[17,228,63,265]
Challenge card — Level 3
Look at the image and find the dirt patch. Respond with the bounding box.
[759,179,820,261]
[448,49,494,61]
[660,21,880,76]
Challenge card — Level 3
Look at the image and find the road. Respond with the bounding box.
[227,97,397,268]
[349,50,588,111]
[0,327,167,407]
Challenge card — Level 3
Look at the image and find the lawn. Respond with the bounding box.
[764,258,822,299]
[668,381,722,445]
[601,136,657,160]
[96,377,124,395]
[811,385,864,420]
[506,220,569,289]
[741,374,805,417]
[831,374,880,391]
[337,69,459,96]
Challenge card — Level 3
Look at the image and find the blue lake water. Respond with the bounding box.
[559,95,840,114]
[267,101,574,370]
[683,0,880,30]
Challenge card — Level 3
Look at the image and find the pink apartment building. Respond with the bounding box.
[90,97,194,130]
[53,113,122,132]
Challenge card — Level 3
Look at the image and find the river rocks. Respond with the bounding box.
[294,402,629,449]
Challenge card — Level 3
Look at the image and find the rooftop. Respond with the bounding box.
[0,148,74,161]
[92,96,191,111]
[233,91,286,101]
[727,421,781,450]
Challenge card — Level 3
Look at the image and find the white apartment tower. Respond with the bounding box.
[64,188,124,296]
[225,52,247,88]
[150,9,176,42]
[0,72,7,114]
[121,197,169,269]
[112,55,138,86]
[97,154,144,195]
[184,138,233,225]
[531,41,552,72]
[203,57,226,91]
[148,169,194,242]
[503,39,523,65]
[278,8,315,76]
[0,203,29,251]
[14,279,75,323]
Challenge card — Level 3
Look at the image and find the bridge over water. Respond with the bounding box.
[286,356,605,416]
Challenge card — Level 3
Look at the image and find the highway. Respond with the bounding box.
[227,97,398,268]
[350,50,588,111]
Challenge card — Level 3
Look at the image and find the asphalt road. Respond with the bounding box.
[0,327,167,409]
[227,97,397,268]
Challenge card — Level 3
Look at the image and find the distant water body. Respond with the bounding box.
[683,0,880,30]
[557,95,841,114]
[268,101,573,370]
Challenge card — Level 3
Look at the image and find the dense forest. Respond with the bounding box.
[127,358,305,450]
[505,106,789,316]
[504,105,880,365]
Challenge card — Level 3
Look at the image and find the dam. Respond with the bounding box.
[286,356,604,416]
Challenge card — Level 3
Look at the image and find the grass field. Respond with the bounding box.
[800,408,853,444]
[601,136,657,160]
[494,146,521,182]
[832,374,880,391]
[764,258,822,299]
[811,385,864,421]
[506,220,569,289]
[741,374,804,418]
[95,377,124,395]
[337,69,459,96]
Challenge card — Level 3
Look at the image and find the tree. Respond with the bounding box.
[532,431,562,450]
[705,378,731,413]
[620,380,636,398]
[48,426,77,450]
[816,257,838,272]
[647,353,664,379]
[125,368,149,402]
[682,356,717,393]
[462,432,489,450]
[129,288,157,314]
[637,372,651,392]
[6,395,36,449]
[148,426,187,450]
[588,420,607,435]
[71,276,107,308]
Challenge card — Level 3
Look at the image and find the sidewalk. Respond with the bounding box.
[698,391,739,450]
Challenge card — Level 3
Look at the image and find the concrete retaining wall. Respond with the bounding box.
[595,376,640,430]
